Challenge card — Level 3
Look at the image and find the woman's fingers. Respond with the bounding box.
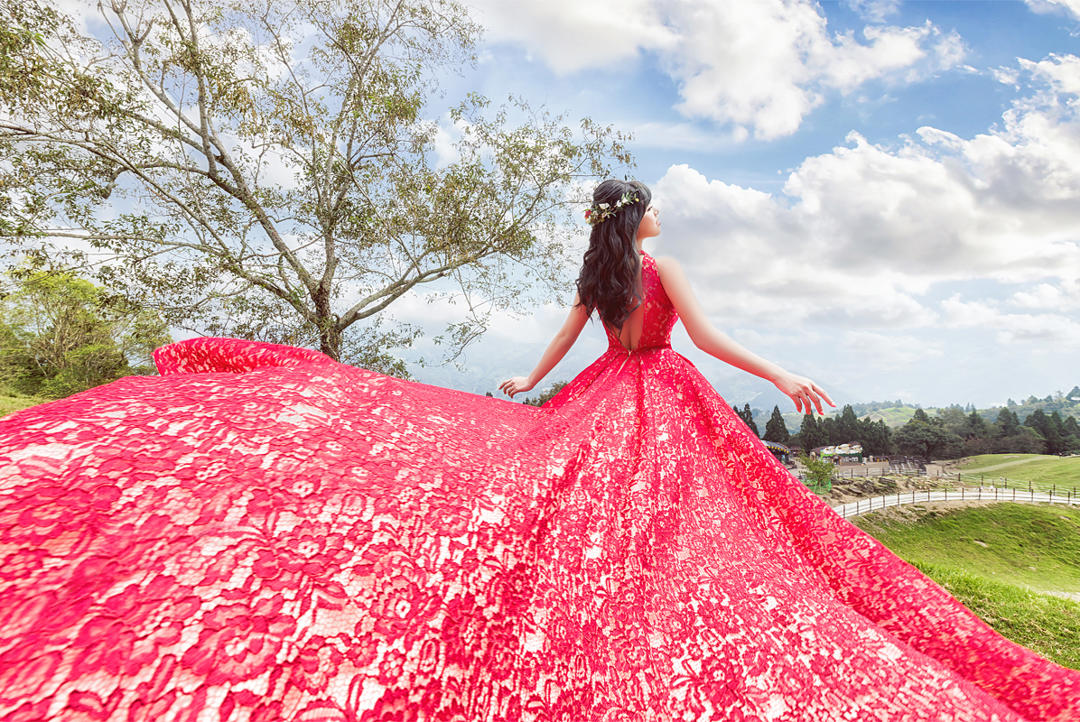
[812,382,836,407]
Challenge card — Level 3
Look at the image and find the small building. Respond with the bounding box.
[763,440,791,465]
[815,442,863,463]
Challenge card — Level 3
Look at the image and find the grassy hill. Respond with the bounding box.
[853,502,1080,669]
[0,389,47,418]
[950,454,1080,488]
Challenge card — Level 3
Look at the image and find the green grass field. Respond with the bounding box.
[953,453,1080,490]
[0,391,47,418]
[854,502,1080,670]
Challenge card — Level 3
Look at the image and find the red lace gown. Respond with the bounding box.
[1,250,1079,721]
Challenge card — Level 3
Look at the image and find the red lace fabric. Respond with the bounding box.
[1,250,1078,721]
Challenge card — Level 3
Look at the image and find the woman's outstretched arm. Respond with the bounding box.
[655,256,836,416]
[498,292,590,399]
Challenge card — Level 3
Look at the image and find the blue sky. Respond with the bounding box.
[58,0,1080,417]
[381,0,1080,416]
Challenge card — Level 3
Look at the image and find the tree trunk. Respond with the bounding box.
[319,325,342,361]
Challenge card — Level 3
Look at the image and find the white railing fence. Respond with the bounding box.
[829,485,1080,519]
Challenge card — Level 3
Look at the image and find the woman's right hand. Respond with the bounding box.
[772,371,836,416]
[498,376,534,399]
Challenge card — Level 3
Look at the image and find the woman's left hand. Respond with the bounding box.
[498,376,534,399]
[772,370,836,416]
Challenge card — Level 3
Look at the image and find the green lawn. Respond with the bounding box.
[0,391,48,418]
[854,502,1080,670]
[954,453,1080,490]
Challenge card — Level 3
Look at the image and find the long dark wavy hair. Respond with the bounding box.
[574,179,652,331]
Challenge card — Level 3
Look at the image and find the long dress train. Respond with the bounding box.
[1,249,1078,721]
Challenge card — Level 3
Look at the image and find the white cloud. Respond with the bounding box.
[464,0,677,73]
[664,5,965,141]
[841,330,944,370]
[1024,0,1080,21]
[463,0,965,140]
[648,54,1080,350]
[940,295,1080,349]
[844,0,903,23]
[1009,280,1080,310]
[1018,53,1080,95]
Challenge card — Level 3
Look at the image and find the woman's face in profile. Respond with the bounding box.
[637,204,661,240]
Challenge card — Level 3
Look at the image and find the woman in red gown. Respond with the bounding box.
[0,179,1078,721]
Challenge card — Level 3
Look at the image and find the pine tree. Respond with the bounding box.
[742,403,760,437]
[838,405,859,442]
[1048,411,1067,454]
[764,405,790,443]
[800,413,827,451]
[965,410,988,439]
[995,407,1021,437]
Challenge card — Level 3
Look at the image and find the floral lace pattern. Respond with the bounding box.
[1,251,1078,720]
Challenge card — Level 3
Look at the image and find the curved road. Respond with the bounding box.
[831,486,1080,519]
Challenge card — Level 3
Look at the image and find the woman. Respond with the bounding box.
[498,179,832,417]
[0,181,1078,721]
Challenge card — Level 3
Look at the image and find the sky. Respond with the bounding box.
[57,0,1080,416]
[393,0,1080,415]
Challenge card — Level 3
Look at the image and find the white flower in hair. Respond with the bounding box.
[584,190,640,226]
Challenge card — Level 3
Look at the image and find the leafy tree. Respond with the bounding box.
[935,405,967,437]
[963,409,988,440]
[796,452,834,493]
[1062,415,1080,453]
[763,405,789,443]
[1047,410,1069,454]
[1024,409,1058,452]
[0,0,629,377]
[894,409,953,459]
[856,417,892,457]
[0,265,170,398]
[994,407,1021,437]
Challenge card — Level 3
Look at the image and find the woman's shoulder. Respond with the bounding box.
[650,254,684,277]
[649,254,695,301]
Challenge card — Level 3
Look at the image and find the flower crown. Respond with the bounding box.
[584,190,640,226]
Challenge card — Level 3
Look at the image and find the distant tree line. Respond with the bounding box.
[513,384,1080,461]
[735,403,1080,460]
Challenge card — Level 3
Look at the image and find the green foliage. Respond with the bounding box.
[893,407,956,459]
[763,405,789,443]
[733,403,759,437]
[523,380,568,407]
[797,452,834,491]
[0,264,170,398]
[797,413,829,451]
[0,0,631,376]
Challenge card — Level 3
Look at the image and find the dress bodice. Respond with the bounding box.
[602,250,679,353]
